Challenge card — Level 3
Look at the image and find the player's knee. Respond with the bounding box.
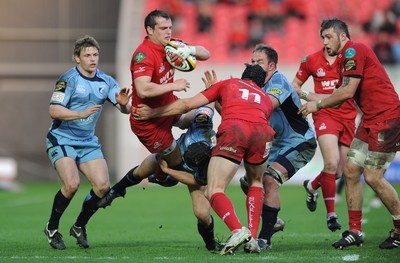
[63,181,80,196]
[323,160,338,174]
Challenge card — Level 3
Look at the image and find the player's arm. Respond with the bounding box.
[299,76,359,116]
[268,95,281,110]
[49,104,101,121]
[292,76,328,102]
[134,93,210,120]
[292,76,305,97]
[158,159,197,186]
[192,45,210,61]
[134,75,190,99]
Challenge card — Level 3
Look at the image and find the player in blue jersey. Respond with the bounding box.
[240,44,317,251]
[43,35,132,250]
[97,104,220,251]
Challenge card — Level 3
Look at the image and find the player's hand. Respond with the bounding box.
[115,87,132,106]
[202,70,218,89]
[155,154,170,173]
[298,101,318,118]
[132,104,152,120]
[176,43,195,60]
[81,105,102,118]
[174,79,190,92]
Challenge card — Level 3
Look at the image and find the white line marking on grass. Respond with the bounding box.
[6,256,127,260]
[154,257,186,260]
[342,254,360,261]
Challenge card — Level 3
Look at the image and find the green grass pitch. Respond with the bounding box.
[0,181,399,262]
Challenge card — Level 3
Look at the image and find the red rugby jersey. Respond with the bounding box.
[201,78,273,124]
[130,37,178,109]
[296,48,357,120]
[337,41,400,124]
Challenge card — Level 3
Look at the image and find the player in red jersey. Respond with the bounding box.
[293,47,357,232]
[299,18,400,249]
[130,9,210,184]
[133,65,275,255]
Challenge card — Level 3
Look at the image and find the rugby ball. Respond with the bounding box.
[165,41,197,72]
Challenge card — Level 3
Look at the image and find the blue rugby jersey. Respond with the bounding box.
[48,67,119,140]
[263,70,315,163]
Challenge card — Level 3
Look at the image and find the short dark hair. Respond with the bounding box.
[241,64,267,88]
[183,141,212,169]
[144,9,171,31]
[253,44,278,65]
[73,35,99,57]
[320,18,350,39]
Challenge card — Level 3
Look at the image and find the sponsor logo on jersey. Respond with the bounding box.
[219,146,237,153]
[159,63,165,73]
[268,87,283,96]
[134,52,146,63]
[50,149,59,158]
[263,141,272,158]
[345,60,356,71]
[316,68,326,77]
[54,81,66,92]
[98,86,105,94]
[51,92,65,103]
[297,69,303,76]
[159,69,174,84]
[345,48,356,58]
[153,142,162,150]
[76,85,86,94]
[134,66,146,74]
[321,79,339,90]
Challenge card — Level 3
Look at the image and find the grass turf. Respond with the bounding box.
[0,181,399,262]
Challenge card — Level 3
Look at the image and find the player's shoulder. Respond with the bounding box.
[60,67,78,79]
[301,49,322,63]
[57,67,80,86]
[132,45,152,65]
[95,69,116,83]
[343,41,369,58]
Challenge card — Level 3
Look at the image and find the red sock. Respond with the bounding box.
[247,186,263,238]
[348,210,362,233]
[210,192,242,232]
[311,173,322,190]
[320,172,336,215]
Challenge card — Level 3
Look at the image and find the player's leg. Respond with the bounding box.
[315,134,342,231]
[363,151,400,249]
[69,158,109,249]
[44,141,80,250]
[206,156,251,255]
[332,138,366,249]
[188,185,217,251]
[97,154,159,208]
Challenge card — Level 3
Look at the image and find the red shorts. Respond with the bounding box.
[355,117,400,152]
[212,119,275,165]
[130,114,181,153]
[313,113,355,147]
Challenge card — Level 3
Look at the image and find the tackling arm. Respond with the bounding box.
[134,93,210,120]
[159,159,197,186]
[134,76,190,99]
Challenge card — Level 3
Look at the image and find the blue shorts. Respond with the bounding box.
[46,132,104,167]
[269,137,317,179]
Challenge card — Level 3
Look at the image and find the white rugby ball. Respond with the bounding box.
[165,41,197,72]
